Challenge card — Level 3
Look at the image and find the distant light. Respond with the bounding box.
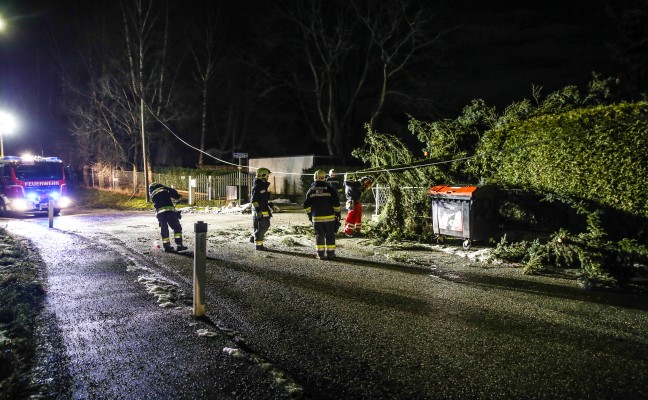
[21,153,34,162]
[0,15,6,32]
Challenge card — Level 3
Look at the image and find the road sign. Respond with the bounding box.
[233,152,248,158]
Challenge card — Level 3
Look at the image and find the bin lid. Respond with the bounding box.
[428,185,478,197]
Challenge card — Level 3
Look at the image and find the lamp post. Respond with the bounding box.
[0,111,17,158]
[0,15,11,158]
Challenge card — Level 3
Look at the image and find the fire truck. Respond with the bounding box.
[0,155,71,216]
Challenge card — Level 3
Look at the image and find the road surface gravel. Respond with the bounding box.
[4,207,648,399]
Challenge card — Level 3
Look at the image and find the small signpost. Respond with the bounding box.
[233,152,248,205]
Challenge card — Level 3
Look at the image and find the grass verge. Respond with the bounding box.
[0,229,45,399]
[72,187,153,210]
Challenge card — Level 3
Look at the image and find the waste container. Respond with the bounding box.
[428,185,499,249]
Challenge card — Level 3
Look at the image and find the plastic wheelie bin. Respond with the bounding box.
[428,185,499,249]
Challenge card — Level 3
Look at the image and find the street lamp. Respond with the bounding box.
[0,111,17,158]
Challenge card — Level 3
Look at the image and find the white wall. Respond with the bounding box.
[249,155,315,196]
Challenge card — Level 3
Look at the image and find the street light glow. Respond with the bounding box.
[0,110,18,158]
[0,111,17,134]
[0,15,6,32]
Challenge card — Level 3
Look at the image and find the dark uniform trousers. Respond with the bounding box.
[157,210,183,245]
[253,215,271,245]
[314,221,337,255]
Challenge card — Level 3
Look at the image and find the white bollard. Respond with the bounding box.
[193,221,208,317]
[48,199,54,228]
[189,176,197,205]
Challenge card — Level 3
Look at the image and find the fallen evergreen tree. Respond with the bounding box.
[354,76,648,289]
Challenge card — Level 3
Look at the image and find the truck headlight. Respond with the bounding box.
[12,198,30,211]
[57,196,72,208]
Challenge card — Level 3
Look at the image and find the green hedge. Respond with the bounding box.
[471,102,648,220]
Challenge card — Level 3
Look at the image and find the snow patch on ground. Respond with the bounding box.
[222,346,243,357]
[136,276,188,308]
[196,329,218,338]
[0,330,10,345]
[181,199,294,215]
[220,342,304,396]
[433,245,493,262]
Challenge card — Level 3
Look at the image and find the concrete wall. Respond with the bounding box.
[249,155,315,196]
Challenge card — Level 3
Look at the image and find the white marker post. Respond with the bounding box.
[193,221,208,317]
[48,198,54,228]
[188,176,196,205]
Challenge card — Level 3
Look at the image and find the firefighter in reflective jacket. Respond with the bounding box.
[149,182,188,253]
[251,167,273,251]
[304,169,341,260]
[343,173,373,237]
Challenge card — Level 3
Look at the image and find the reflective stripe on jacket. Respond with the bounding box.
[151,186,180,214]
[304,181,341,222]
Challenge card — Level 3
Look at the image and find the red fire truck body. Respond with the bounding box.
[0,155,71,215]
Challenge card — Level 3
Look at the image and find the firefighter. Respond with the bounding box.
[326,169,341,193]
[304,169,341,259]
[250,167,273,251]
[343,173,373,237]
[149,182,188,253]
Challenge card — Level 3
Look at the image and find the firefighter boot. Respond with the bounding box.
[163,243,176,253]
[316,251,325,260]
[326,251,336,260]
[176,243,189,252]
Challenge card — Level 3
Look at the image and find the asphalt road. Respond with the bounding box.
[5,208,648,399]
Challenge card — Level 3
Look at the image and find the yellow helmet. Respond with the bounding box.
[314,169,327,181]
[256,167,270,180]
[344,172,356,182]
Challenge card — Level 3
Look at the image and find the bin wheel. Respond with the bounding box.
[462,239,471,250]
[436,235,445,245]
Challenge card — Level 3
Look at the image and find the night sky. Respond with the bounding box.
[0,0,631,163]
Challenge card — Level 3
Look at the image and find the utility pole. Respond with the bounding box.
[141,98,150,202]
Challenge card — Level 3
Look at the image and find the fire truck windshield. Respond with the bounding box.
[15,163,63,180]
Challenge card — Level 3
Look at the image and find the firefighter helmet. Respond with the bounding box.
[256,167,271,180]
[328,169,335,177]
[314,169,327,181]
[344,172,356,182]
[148,182,163,194]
